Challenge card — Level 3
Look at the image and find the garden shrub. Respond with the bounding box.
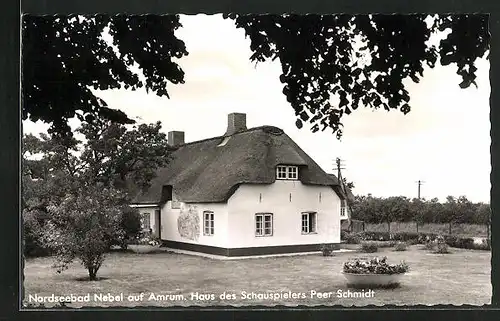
[359,242,378,253]
[423,241,436,251]
[363,231,391,241]
[434,242,451,254]
[320,244,335,256]
[479,238,491,251]
[343,256,409,274]
[367,240,397,248]
[444,236,490,250]
[342,231,364,244]
[393,242,407,251]
[120,206,142,244]
[352,230,490,250]
[131,230,161,246]
[23,210,51,257]
[353,231,443,244]
[444,235,471,248]
[406,238,420,245]
[391,232,420,242]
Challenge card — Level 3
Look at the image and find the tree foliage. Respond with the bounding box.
[226,14,489,137]
[352,194,490,226]
[342,177,355,189]
[22,14,488,138]
[22,121,172,259]
[22,14,188,135]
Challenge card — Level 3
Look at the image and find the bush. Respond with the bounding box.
[422,241,436,251]
[363,240,397,248]
[343,256,409,274]
[359,242,378,253]
[23,210,51,257]
[393,242,407,251]
[444,236,490,250]
[121,207,142,240]
[132,230,161,246]
[406,238,420,245]
[342,231,364,244]
[320,244,335,256]
[352,231,443,244]
[363,231,392,241]
[108,206,142,249]
[391,232,420,242]
[445,235,473,248]
[479,238,491,250]
[433,243,451,254]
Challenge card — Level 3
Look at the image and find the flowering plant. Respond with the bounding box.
[135,230,161,246]
[343,256,409,275]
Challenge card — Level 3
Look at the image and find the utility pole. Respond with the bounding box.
[415,180,425,234]
[416,180,425,200]
[334,157,345,182]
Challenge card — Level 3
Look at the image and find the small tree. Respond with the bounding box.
[48,184,128,280]
[410,198,426,233]
[476,203,491,239]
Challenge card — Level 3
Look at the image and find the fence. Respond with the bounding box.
[341,219,365,233]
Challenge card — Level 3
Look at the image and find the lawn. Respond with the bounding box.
[365,222,489,238]
[23,245,491,308]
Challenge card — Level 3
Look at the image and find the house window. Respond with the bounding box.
[204,211,215,236]
[276,165,299,180]
[255,213,273,236]
[141,213,151,231]
[340,199,347,217]
[301,212,317,234]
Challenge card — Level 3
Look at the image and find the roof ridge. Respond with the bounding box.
[174,125,284,148]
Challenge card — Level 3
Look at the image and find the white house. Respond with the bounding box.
[130,113,348,257]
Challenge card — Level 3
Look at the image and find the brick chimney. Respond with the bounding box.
[225,113,247,136]
[168,131,185,146]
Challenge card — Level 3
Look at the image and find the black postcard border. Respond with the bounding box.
[2,0,499,320]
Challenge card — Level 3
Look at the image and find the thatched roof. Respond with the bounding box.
[131,125,345,204]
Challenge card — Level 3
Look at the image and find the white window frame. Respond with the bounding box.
[340,199,347,217]
[301,211,317,234]
[255,213,273,237]
[203,211,215,236]
[276,165,299,180]
[141,213,151,231]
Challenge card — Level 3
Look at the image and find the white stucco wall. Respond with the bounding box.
[160,201,229,248]
[226,181,341,248]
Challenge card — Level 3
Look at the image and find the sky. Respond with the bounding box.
[22,14,491,203]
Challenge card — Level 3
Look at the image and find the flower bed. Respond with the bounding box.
[343,256,409,275]
[342,256,409,288]
[127,231,162,253]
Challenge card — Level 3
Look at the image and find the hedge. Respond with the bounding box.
[341,231,490,250]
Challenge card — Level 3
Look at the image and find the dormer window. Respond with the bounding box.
[276,165,298,180]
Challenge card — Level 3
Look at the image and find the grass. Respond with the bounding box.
[365,222,488,238]
[23,246,490,307]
